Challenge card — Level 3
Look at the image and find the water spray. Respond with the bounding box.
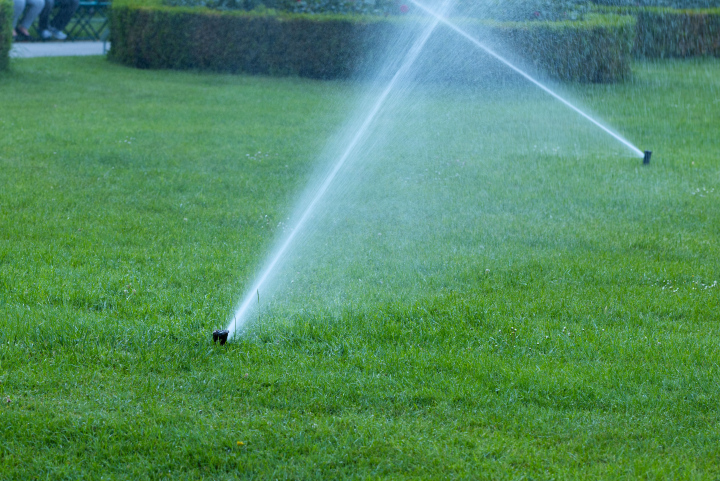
[220,0,456,342]
[408,0,646,160]
[220,0,651,343]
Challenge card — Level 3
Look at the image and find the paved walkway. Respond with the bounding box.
[10,41,108,58]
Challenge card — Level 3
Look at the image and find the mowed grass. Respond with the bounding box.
[0,56,719,479]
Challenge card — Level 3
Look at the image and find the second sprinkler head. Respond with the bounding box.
[213,329,229,345]
[643,150,652,165]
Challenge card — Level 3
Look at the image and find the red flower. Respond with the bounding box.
[400,4,409,13]
[533,11,540,17]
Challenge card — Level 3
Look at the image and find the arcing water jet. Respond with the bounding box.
[221,0,456,341]
[220,1,653,343]
[408,0,647,160]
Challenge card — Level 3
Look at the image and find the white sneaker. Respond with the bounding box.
[49,27,67,41]
[41,29,52,40]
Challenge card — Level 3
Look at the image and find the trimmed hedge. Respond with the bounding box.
[162,0,593,22]
[110,7,394,78]
[109,1,634,82]
[0,0,11,71]
[595,5,720,57]
[414,14,635,83]
[637,8,720,57]
[162,0,398,16]
[592,0,720,6]
[496,14,635,82]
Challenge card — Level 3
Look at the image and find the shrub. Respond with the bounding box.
[636,7,720,56]
[594,4,720,56]
[110,0,634,82]
[407,13,634,83]
[110,6,391,77]
[163,0,593,21]
[163,0,397,16]
[592,0,720,7]
[0,0,11,71]
[455,1,592,21]
[497,14,635,82]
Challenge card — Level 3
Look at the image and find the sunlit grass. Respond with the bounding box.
[0,56,719,479]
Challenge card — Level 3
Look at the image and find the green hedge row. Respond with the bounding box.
[110,6,393,78]
[592,0,720,7]
[496,14,635,82]
[595,5,720,57]
[0,0,11,71]
[162,0,399,16]
[162,0,593,22]
[109,1,634,82]
[638,8,720,57]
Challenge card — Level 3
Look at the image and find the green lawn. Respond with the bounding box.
[0,56,719,479]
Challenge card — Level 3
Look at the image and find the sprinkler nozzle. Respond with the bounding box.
[643,151,652,165]
[212,329,229,345]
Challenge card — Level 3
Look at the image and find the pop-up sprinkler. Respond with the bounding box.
[212,329,229,345]
[643,151,652,165]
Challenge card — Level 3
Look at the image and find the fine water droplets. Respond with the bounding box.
[246,151,276,162]
[691,186,715,197]
[657,278,718,294]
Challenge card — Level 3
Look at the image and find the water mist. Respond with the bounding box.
[219,0,649,343]
[223,0,456,340]
[410,0,646,159]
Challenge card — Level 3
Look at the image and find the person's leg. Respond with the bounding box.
[38,0,54,32]
[18,0,44,30]
[49,0,78,32]
[12,0,26,29]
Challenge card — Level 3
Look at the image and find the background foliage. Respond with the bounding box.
[161,0,395,15]
[110,1,634,82]
[0,0,11,71]
[593,0,720,7]
[162,0,594,21]
[634,7,720,57]
[594,4,720,57]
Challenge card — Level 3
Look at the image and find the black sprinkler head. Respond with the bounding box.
[643,150,652,165]
[213,329,229,345]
